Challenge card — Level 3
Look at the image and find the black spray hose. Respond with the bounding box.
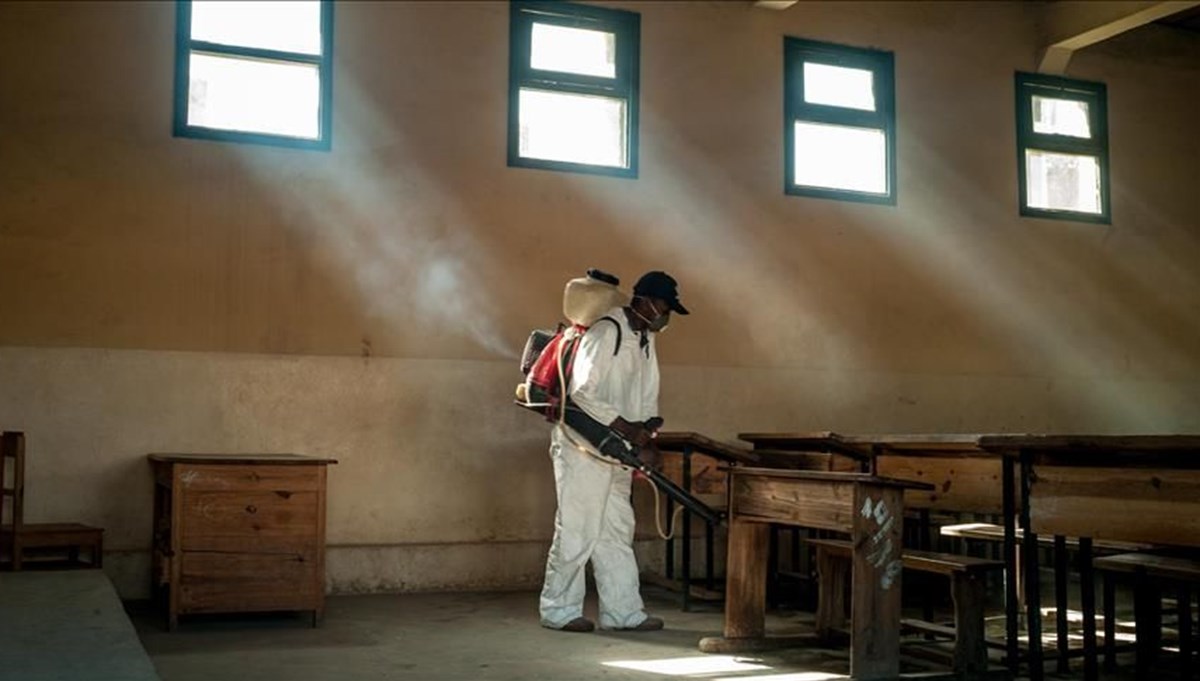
[561,405,725,527]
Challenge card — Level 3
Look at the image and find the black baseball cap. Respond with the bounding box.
[633,271,689,315]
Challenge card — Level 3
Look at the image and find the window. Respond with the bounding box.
[508,1,640,177]
[784,37,896,205]
[174,1,334,150]
[1015,72,1110,223]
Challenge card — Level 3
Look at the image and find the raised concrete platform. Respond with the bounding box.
[0,570,160,681]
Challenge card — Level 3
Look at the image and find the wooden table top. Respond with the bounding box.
[979,434,1200,451]
[738,432,997,459]
[736,431,873,461]
[655,431,759,464]
[730,466,935,490]
[843,433,995,457]
[978,434,1200,468]
[148,453,339,465]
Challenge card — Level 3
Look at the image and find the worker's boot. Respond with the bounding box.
[554,617,595,633]
[621,615,664,631]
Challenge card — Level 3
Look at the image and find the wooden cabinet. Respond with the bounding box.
[148,454,336,630]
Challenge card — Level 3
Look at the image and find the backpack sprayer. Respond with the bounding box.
[515,270,723,528]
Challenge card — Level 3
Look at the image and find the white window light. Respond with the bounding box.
[175,0,333,150]
[785,38,896,205]
[508,2,640,177]
[1016,73,1109,222]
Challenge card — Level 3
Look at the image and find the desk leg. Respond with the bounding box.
[1103,573,1117,673]
[1079,537,1098,681]
[722,518,770,639]
[920,509,935,631]
[1003,455,1020,674]
[1020,451,1045,681]
[1133,572,1162,681]
[815,548,849,641]
[768,525,780,607]
[1180,584,1193,681]
[665,496,675,581]
[682,447,693,612]
[705,522,715,592]
[952,571,989,681]
[151,482,165,604]
[1054,535,1070,674]
[700,518,807,654]
[151,477,181,632]
[851,485,903,681]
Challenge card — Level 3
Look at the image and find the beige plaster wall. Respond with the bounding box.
[1,1,1198,597]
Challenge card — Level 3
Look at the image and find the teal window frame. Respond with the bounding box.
[173,0,335,151]
[507,1,640,178]
[1015,72,1110,224]
[784,36,897,205]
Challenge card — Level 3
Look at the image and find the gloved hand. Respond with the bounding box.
[610,416,654,447]
[636,442,662,470]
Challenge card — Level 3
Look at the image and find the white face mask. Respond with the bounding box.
[632,297,670,333]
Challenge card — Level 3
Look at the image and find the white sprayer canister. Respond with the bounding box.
[563,270,627,326]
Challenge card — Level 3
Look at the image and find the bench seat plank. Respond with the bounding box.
[1094,552,1200,581]
[808,537,1005,576]
[941,522,1153,553]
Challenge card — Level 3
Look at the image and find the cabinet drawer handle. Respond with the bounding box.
[245,504,258,514]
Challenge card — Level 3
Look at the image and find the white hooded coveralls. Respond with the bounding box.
[539,307,660,630]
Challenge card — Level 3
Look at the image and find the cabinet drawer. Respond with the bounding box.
[178,550,320,614]
[181,490,319,551]
[177,464,321,493]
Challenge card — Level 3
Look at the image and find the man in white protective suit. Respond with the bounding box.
[539,271,689,633]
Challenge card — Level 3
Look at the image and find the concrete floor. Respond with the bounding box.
[130,586,865,681]
[0,570,160,681]
[2,568,1179,681]
[126,583,1168,681]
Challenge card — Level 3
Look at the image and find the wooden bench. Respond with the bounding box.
[1094,552,1200,680]
[942,521,1155,675]
[808,537,1007,681]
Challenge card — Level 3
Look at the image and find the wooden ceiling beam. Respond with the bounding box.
[1039,1,1200,73]
[753,1,800,10]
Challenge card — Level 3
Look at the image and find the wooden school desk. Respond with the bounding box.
[978,435,1200,681]
[699,466,931,681]
[738,432,1028,672]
